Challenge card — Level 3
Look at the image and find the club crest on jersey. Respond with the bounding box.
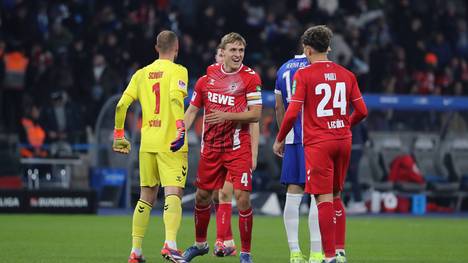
[229,82,239,92]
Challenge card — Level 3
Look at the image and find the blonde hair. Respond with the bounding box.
[219,32,246,49]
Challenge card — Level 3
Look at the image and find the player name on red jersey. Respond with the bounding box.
[327,119,345,129]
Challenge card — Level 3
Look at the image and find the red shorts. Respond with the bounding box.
[304,138,352,195]
[196,145,252,191]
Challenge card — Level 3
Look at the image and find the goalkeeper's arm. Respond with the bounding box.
[113,94,134,154]
[170,90,186,152]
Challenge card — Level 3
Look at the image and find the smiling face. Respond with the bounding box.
[222,41,245,72]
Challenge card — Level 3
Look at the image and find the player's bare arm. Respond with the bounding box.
[205,105,261,124]
[250,122,260,171]
[275,93,285,128]
[273,99,303,157]
[169,90,187,152]
[184,104,200,131]
[272,94,285,158]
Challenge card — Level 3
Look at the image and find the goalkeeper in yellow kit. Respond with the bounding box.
[113,30,188,263]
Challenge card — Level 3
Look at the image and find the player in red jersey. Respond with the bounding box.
[209,45,260,257]
[182,32,262,263]
[273,26,368,263]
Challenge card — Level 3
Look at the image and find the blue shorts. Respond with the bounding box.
[280,144,306,185]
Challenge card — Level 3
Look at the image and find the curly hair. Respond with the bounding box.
[301,25,333,53]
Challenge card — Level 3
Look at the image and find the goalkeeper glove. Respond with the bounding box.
[170,120,185,152]
[112,128,131,154]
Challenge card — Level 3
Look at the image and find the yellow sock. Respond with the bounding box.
[163,195,182,247]
[132,199,152,249]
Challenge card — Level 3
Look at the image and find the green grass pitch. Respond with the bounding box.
[0,214,467,262]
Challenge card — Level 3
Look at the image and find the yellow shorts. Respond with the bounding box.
[139,151,188,188]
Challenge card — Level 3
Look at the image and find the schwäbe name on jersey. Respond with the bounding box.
[207,91,235,106]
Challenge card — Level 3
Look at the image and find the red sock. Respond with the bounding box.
[216,203,232,242]
[238,207,253,253]
[334,197,346,250]
[195,204,211,243]
[226,216,233,241]
[317,201,336,258]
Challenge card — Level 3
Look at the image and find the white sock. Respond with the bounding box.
[325,257,336,263]
[131,248,142,256]
[336,248,345,255]
[284,193,303,252]
[165,240,177,250]
[195,241,207,249]
[309,195,322,254]
[224,239,235,247]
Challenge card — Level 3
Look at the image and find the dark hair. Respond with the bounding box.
[156,30,178,53]
[301,25,333,53]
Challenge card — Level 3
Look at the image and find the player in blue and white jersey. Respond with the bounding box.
[275,54,323,263]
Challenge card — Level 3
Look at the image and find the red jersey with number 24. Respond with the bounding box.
[191,63,262,152]
[291,61,363,145]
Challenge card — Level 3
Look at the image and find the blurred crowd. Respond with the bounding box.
[1,0,467,146]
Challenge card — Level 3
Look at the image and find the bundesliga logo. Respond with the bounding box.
[178,80,186,89]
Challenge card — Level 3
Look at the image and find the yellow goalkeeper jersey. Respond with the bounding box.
[120,59,188,152]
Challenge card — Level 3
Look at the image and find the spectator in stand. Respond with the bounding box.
[0,40,5,130]
[1,0,467,104]
[20,102,47,158]
[412,53,437,94]
[390,46,410,94]
[84,54,121,127]
[47,21,73,53]
[455,19,468,59]
[49,51,75,96]
[429,32,452,69]
[1,42,29,133]
[460,59,468,84]
[40,91,81,146]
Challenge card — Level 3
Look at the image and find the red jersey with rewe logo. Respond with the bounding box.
[191,63,262,152]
